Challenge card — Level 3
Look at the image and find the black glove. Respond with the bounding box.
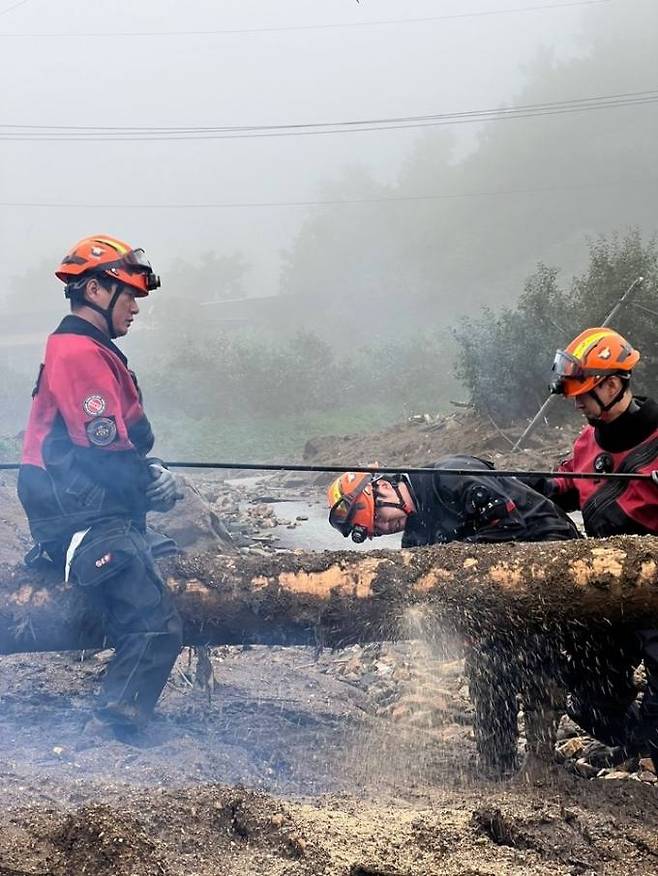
[146,463,183,513]
[464,484,508,524]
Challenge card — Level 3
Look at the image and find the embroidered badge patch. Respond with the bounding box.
[83,395,106,416]
[86,416,117,446]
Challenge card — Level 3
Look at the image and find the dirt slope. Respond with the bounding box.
[300,409,579,482]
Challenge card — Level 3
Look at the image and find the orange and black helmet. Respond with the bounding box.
[55,234,160,297]
[327,472,377,543]
[551,327,639,398]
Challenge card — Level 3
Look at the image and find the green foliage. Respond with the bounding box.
[151,405,397,463]
[453,231,658,422]
[139,332,455,437]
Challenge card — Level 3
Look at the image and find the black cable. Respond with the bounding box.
[0,459,655,482]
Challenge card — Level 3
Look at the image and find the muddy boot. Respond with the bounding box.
[479,751,519,781]
[76,716,120,750]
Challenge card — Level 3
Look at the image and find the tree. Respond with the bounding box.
[454,230,658,422]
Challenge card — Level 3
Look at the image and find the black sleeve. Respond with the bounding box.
[73,446,152,516]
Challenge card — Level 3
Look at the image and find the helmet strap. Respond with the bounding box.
[66,275,122,339]
[375,477,415,516]
[588,375,630,417]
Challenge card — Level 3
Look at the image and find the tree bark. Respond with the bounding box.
[1,536,658,655]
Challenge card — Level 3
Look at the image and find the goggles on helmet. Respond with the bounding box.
[104,248,161,291]
[550,349,586,394]
[327,473,378,543]
[550,348,621,395]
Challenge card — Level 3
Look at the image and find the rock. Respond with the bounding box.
[150,476,235,553]
[389,704,411,722]
[573,758,599,779]
[639,770,658,783]
[600,770,630,780]
[556,715,582,741]
[556,737,586,760]
[640,757,656,774]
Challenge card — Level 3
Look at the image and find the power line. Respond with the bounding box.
[4,89,653,133]
[0,177,655,210]
[1,90,656,142]
[0,0,31,16]
[0,1,612,37]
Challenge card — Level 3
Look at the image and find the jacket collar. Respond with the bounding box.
[53,314,128,367]
[595,396,658,453]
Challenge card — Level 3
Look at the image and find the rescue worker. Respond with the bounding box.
[327,455,580,777]
[17,234,184,744]
[539,327,658,766]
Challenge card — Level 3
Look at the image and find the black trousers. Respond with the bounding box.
[466,636,524,775]
[563,626,658,756]
[466,634,565,775]
[70,518,183,726]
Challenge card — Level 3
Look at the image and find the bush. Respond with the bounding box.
[141,328,460,426]
[453,230,658,423]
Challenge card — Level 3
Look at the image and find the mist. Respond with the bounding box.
[1,0,657,453]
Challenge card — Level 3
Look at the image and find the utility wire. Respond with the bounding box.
[3,89,653,133]
[0,0,31,17]
[1,177,656,211]
[0,1,613,37]
[2,90,656,142]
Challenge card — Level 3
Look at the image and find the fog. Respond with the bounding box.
[1,0,612,297]
[1,0,657,451]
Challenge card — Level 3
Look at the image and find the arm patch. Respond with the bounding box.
[86,416,118,446]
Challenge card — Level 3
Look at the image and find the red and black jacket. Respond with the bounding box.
[547,397,658,537]
[18,315,157,552]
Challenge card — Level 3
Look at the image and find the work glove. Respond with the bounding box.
[146,463,183,513]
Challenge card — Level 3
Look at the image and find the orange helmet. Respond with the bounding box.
[551,327,639,398]
[55,234,160,297]
[327,472,377,543]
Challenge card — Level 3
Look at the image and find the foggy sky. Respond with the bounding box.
[0,0,598,299]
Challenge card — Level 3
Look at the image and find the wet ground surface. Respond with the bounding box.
[2,465,658,874]
[3,642,658,875]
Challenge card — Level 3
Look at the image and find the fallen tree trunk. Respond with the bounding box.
[1,536,658,654]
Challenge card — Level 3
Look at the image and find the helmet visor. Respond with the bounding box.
[551,349,585,395]
[328,496,356,537]
[122,248,161,290]
[552,349,584,379]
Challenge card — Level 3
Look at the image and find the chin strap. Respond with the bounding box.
[65,281,122,338]
[374,475,416,515]
[588,376,631,419]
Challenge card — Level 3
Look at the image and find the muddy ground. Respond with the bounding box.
[3,411,658,876]
[3,643,658,876]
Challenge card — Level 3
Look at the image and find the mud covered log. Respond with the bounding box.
[1,536,658,654]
